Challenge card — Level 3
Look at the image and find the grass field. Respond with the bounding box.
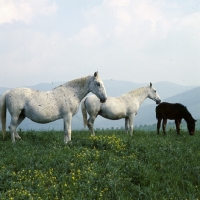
[0,129,200,199]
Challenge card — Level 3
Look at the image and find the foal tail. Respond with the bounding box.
[0,90,9,139]
[81,97,88,128]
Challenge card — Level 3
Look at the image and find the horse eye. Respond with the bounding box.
[154,90,156,93]
[97,82,100,87]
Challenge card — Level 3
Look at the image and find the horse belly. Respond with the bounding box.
[99,107,126,120]
[24,104,61,123]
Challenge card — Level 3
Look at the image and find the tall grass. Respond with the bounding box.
[0,129,200,199]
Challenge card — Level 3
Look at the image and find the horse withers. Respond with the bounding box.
[0,72,107,143]
[81,82,161,136]
[156,102,196,135]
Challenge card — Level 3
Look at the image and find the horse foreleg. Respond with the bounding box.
[125,118,129,134]
[128,115,135,136]
[87,116,96,136]
[63,115,72,144]
[162,118,167,135]
[175,119,181,134]
[157,119,161,134]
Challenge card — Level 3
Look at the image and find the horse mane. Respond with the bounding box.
[129,87,147,96]
[175,103,188,111]
[53,76,89,89]
[175,103,194,120]
[126,87,146,96]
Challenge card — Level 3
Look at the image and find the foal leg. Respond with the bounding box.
[87,115,96,136]
[63,115,72,144]
[162,118,167,135]
[157,119,161,134]
[175,119,181,134]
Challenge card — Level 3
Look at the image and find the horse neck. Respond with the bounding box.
[183,112,193,123]
[62,76,91,101]
[128,87,149,105]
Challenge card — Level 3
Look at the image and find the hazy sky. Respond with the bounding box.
[1,0,200,88]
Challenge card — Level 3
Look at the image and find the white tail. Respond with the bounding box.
[81,97,88,128]
[0,91,9,139]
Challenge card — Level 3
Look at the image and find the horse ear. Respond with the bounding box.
[150,82,152,87]
[94,71,98,78]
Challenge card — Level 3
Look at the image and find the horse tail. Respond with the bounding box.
[81,97,88,128]
[0,90,9,139]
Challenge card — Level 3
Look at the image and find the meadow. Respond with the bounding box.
[0,129,200,199]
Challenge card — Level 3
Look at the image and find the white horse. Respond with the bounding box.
[81,83,161,136]
[0,72,107,143]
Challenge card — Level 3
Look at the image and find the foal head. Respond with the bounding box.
[148,82,161,104]
[89,72,107,103]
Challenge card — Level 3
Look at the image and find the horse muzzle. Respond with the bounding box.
[156,99,161,105]
[100,98,107,103]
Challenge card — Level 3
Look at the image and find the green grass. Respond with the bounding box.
[135,119,200,131]
[0,129,200,199]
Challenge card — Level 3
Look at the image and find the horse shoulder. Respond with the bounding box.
[52,87,80,115]
[120,95,139,112]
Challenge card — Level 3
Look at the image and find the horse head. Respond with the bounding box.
[187,118,197,135]
[148,82,161,104]
[89,72,107,103]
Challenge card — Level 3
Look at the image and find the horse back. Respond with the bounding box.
[156,102,182,120]
[5,88,59,113]
[6,88,33,109]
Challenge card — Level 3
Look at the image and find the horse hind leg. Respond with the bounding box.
[175,119,181,134]
[87,116,96,136]
[9,111,25,142]
[9,115,19,142]
[14,112,25,139]
[162,118,167,135]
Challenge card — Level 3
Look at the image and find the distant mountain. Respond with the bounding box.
[0,80,199,131]
[24,82,64,91]
[94,80,197,108]
[0,87,10,95]
[103,80,196,99]
[0,82,63,95]
[0,80,196,99]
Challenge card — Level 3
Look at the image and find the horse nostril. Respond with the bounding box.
[156,100,161,105]
[100,98,106,103]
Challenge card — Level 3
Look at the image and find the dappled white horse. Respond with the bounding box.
[0,72,107,143]
[81,83,161,136]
